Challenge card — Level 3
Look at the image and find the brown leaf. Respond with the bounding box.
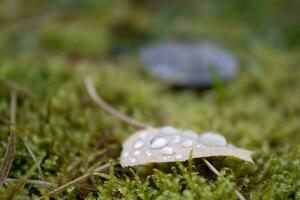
[120,127,253,167]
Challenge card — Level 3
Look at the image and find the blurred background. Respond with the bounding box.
[1,0,299,58]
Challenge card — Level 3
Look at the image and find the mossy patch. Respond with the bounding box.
[0,0,300,199]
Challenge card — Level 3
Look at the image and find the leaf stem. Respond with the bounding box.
[84,77,149,129]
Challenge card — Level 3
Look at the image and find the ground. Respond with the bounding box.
[0,0,300,199]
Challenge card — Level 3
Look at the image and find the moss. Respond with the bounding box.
[0,0,300,199]
[39,21,111,57]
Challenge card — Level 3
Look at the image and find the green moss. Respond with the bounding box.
[39,21,111,57]
[0,0,300,199]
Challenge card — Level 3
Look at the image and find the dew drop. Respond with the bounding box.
[182,140,193,148]
[175,154,183,160]
[145,150,152,157]
[182,130,199,139]
[134,140,145,149]
[160,126,177,135]
[123,152,129,158]
[173,135,181,143]
[196,144,202,148]
[150,137,168,149]
[199,132,227,146]
[130,158,136,163]
[134,150,141,156]
[161,147,174,155]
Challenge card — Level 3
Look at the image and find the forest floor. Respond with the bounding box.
[0,1,300,199]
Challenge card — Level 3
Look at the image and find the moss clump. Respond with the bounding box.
[0,0,300,199]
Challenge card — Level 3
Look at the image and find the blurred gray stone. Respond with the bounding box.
[140,41,238,87]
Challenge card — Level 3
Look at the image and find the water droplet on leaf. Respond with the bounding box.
[160,126,177,135]
[182,139,193,148]
[199,132,227,146]
[150,137,168,149]
[161,147,174,155]
[134,140,145,149]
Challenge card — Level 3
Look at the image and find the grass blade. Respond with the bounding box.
[0,92,17,185]
[0,133,16,185]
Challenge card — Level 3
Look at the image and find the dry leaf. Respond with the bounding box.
[120,126,253,167]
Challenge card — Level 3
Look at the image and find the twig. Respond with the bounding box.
[37,162,115,200]
[84,77,148,129]
[23,139,45,180]
[202,158,246,200]
[0,92,17,185]
[0,77,36,98]
[10,92,17,124]
[4,178,56,189]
